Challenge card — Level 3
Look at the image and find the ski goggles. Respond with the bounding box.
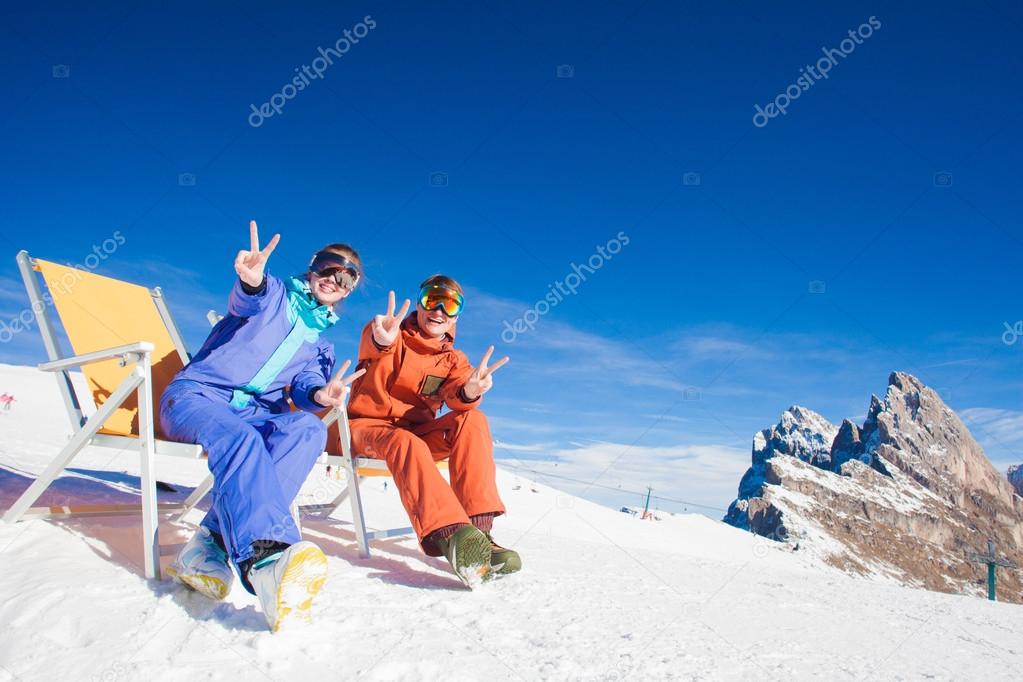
[418,284,464,317]
[309,250,361,290]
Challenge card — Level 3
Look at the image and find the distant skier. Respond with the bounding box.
[160,220,364,632]
[0,393,14,411]
[347,276,520,587]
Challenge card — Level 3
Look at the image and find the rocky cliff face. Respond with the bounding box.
[724,406,837,529]
[725,372,1023,602]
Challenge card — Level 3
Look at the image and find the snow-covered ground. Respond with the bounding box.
[1,363,1022,681]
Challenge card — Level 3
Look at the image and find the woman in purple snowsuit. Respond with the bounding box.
[161,220,363,631]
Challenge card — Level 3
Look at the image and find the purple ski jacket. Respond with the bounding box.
[168,273,337,414]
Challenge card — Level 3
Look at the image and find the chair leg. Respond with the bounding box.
[341,454,371,558]
[290,501,302,536]
[3,371,143,524]
[137,357,160,580]
[177,473,214,523]
[3,432,89,524]
[327,485,350,508]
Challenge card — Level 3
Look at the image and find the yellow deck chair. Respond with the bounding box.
[2,251,203,579]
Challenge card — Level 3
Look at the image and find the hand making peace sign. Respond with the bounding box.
[462,345,510,401]
[235,220,281,288]
[371,290,411,347]
[312,360,366,409]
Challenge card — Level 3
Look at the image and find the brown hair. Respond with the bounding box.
[419,274,463,294]
[319,243,362,272]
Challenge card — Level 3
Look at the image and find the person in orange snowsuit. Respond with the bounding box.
[347,275,520,586]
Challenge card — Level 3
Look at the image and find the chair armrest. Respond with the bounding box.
[320,407,341,427]
[38,341,155,372]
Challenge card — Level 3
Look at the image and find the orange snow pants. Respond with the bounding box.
[349,409,506,541]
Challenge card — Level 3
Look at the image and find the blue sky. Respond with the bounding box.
[1,1,1021,515]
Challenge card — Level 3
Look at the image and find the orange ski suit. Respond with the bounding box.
[347,314,505,544]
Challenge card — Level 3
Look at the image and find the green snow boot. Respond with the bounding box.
[435,524,493,589]
[485,533,522,575]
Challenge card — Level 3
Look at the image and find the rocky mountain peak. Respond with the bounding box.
[725,371,1023,602]
[830,419,865,472]
[870,370,1010,508]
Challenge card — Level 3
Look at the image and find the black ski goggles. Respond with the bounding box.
[309,250,361,290]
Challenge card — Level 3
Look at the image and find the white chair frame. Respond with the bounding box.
[2,250,203,580]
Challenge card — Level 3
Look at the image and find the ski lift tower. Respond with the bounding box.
[967,539,1017,601]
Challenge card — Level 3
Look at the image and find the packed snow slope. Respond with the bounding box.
[1,363,1022,681]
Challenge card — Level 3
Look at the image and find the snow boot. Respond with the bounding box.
[166,526,234,600]
[485,533,521,575]
[247,541,328,633]
[433,524,493,589]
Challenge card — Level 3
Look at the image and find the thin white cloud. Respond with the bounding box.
[918,358,981,369]
[960,408,1023,457]
[493,440,554,453]
[678,335,769,360]
[0,275,30,306]
[118,259,206,284]
[463,290,695,395]
[497,439,750,516]
[488,415,574,437]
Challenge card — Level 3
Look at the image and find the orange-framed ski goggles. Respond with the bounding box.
[418,284,464,317]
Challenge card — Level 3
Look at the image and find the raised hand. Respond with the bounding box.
[313,360,366,409]
[235,220,281,287]
[462,345,509,401]
[371,290,411,347]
